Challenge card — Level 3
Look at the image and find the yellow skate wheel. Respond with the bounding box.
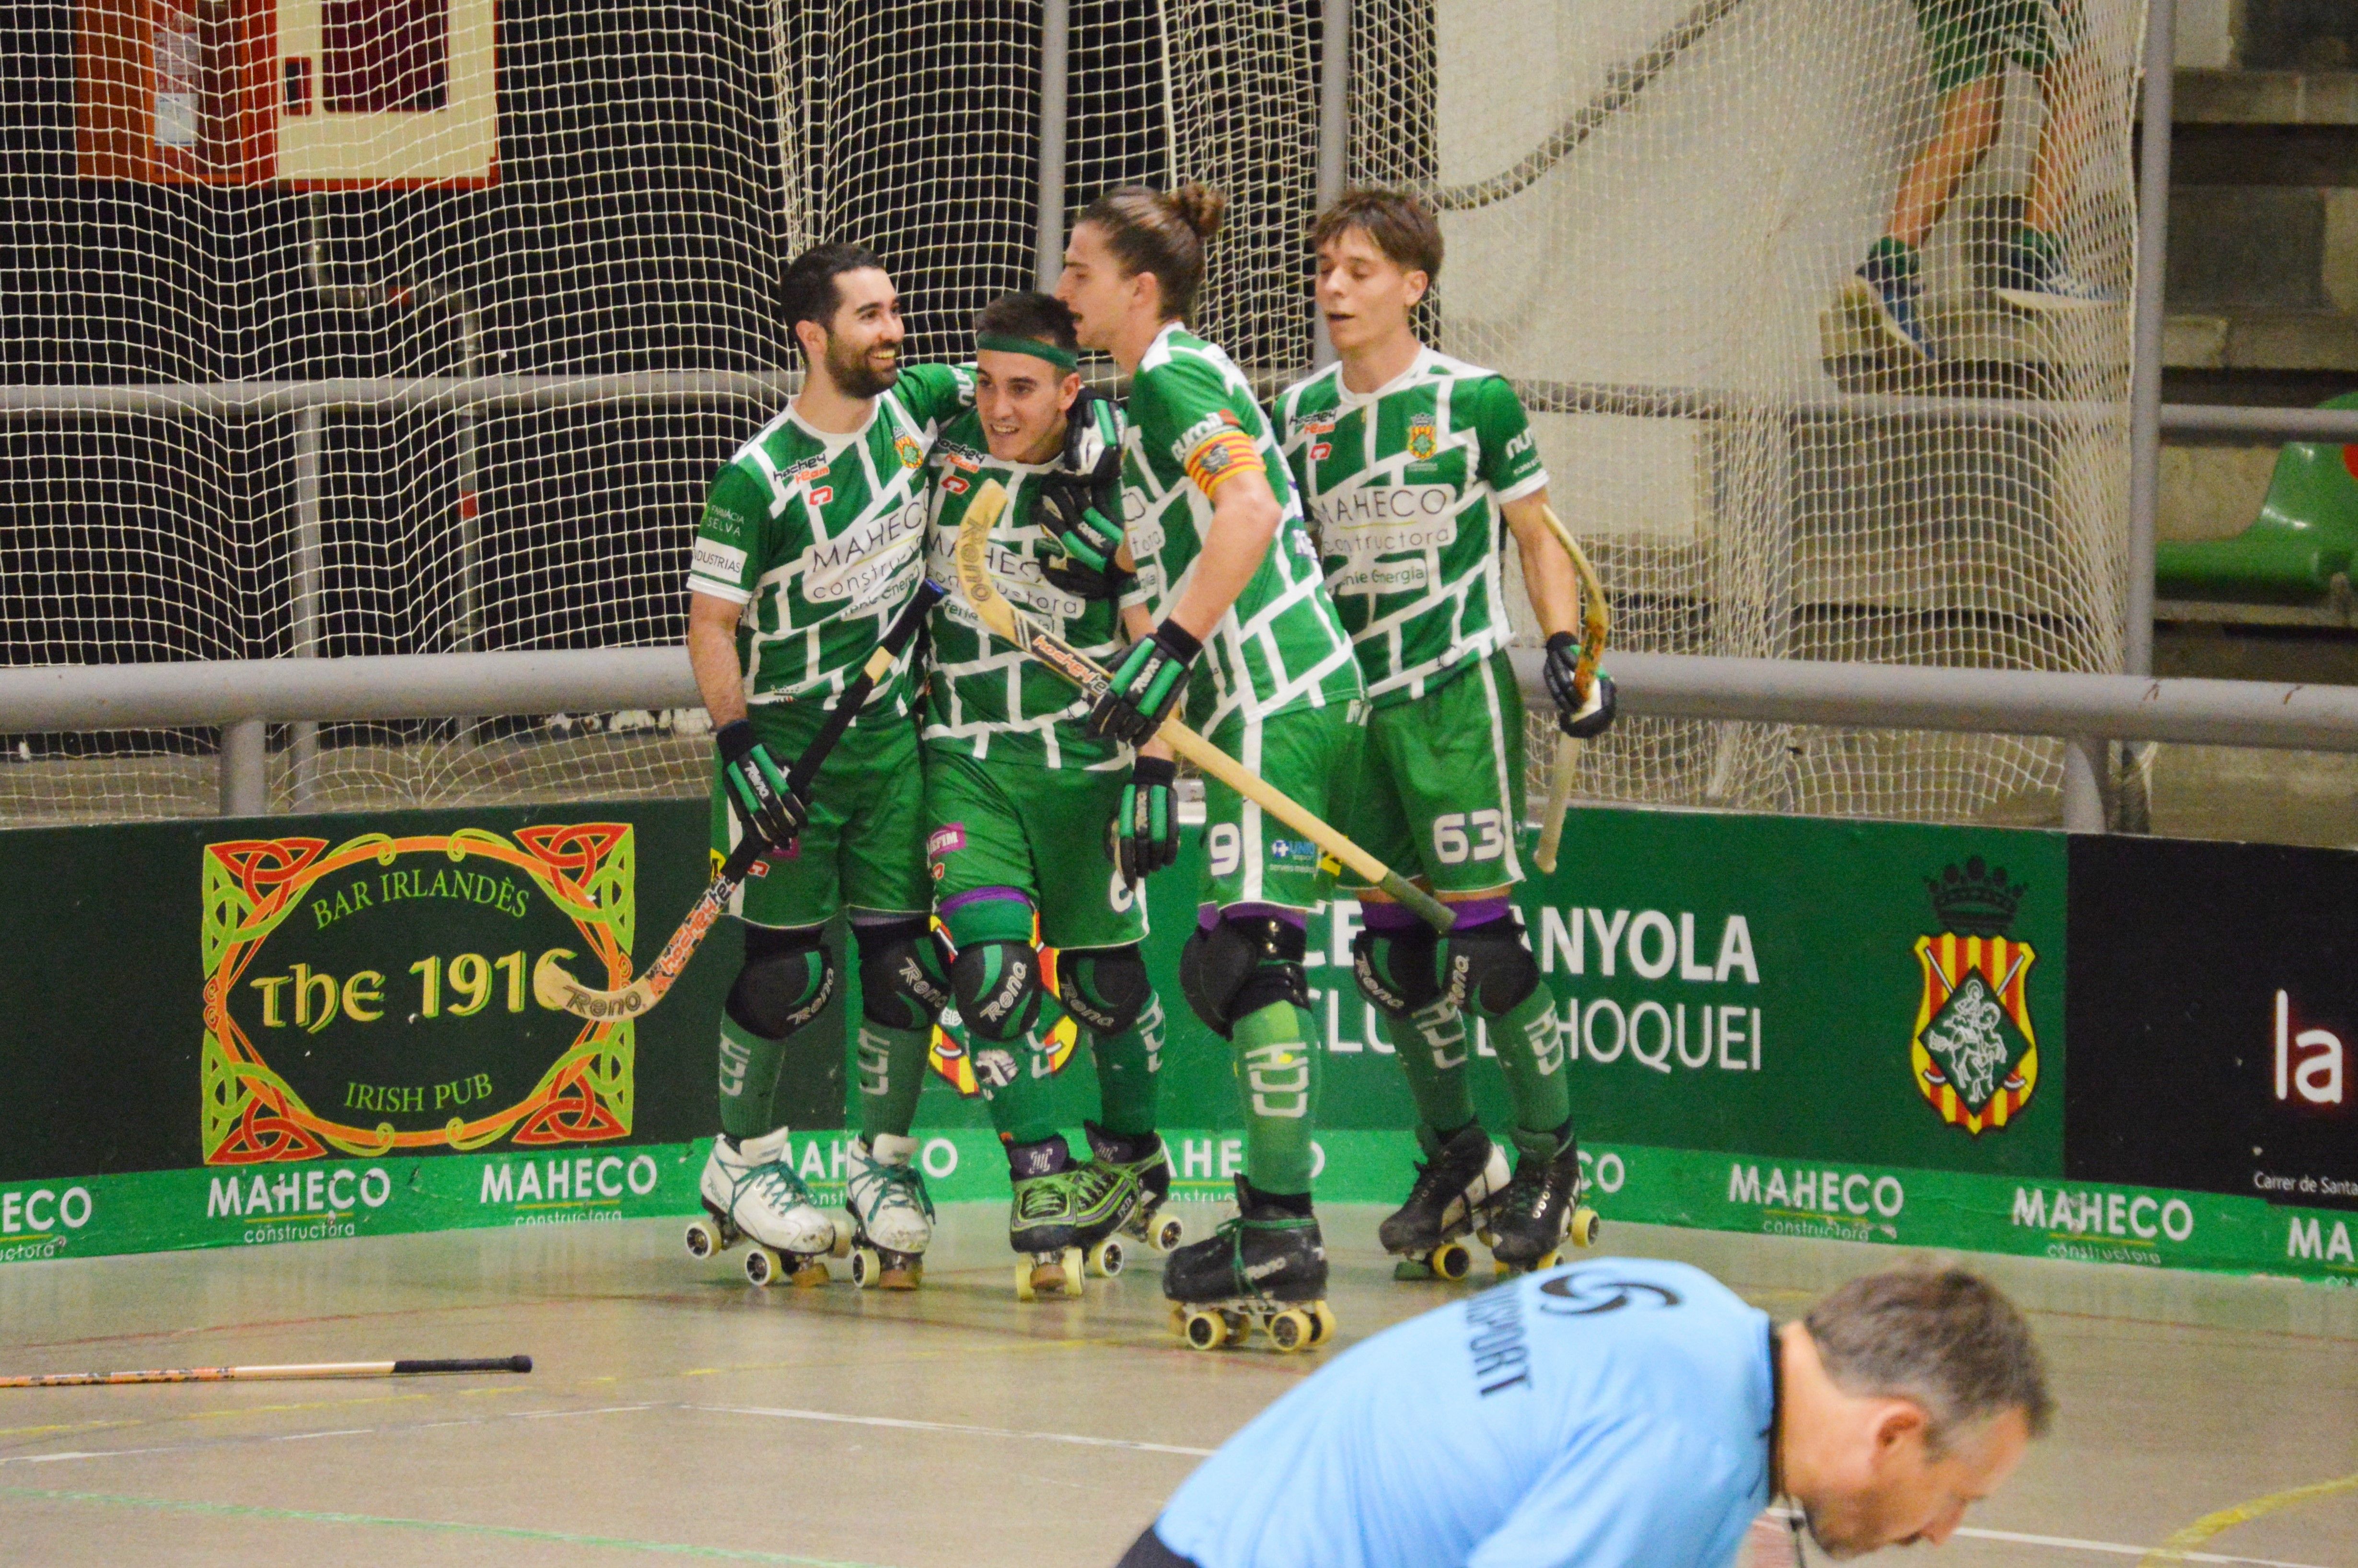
[1568,1207,1601,1247]
[1058,1247,1086,1297]
[1086,1236,1127,1279]
[1182,1309,1227,1350]
[1169,1304,1189,1337]
[1220,1309,1250,1346]
[1149,1212,1185,1252]
[1311,1303,1338,1345]
[684,1218,720,1261]
[828,1216,854,1258]
[1531,1248,1561,1272]
[1432,1242,1473,1282]
[1267,1309,1313,1352]
[1015,1261,1040,1302]
[849,1247,881,1289]
[743,1246,779,1288]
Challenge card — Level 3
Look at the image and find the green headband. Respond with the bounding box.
[976,333,1079,372]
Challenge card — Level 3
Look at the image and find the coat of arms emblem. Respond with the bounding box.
[1910,857,2039,1135]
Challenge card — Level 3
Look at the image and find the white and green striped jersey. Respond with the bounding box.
[921,406,1144,771]
[1121,323,1363,733]
[1274,348,1548,706]
[686,362,974,714]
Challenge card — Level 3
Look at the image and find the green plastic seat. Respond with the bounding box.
[2155,391,2358,604]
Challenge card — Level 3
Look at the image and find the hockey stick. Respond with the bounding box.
[1533,504,1611,876]
[954,481,1454,933]
[0,1355,532,1389]
[532,578,948,1020]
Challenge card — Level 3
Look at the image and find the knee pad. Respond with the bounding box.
[1441,918,1542,1018]
[949,939,1044,1042]
[1349,924,1442,1021]
[854,917,951,1031]
[1058,944,1152,1037]
[1179,914,1309,1040]
[725,924,835,1039]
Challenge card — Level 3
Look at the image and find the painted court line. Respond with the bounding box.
[694,1404,1220,1459]
[0,1403,655,1468]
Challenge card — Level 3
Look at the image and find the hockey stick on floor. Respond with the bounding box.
[954,480,1454,933]
[533,578,949,1020]
[1534,504,1611,876]
[0,1355,532,1389]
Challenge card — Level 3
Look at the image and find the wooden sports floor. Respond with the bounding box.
[2,1208,2353,1568]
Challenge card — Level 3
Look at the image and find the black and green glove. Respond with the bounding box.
[1088,621,1200,744]
[1543,631,1618,739]
[1039,386,1129,600]
[715,720,809,850]
[1114,755,1181,885]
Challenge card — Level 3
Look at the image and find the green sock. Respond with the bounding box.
[2017,224,2062,264]
[978,1021,1064,1147]
[1866,233,1919,279]
[1484,984,1571,1138]
[854,1020,929,1142]
[717,1017,786,1140]
[1231,1000,1321,1196]
[1380,1000,1476,1150]
[1089,993,1164,1138]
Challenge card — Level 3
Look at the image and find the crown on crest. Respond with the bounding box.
[1926,856,2024,937]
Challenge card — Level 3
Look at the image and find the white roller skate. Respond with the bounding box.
[687,1128,850,1288]
[843,1133,932,1289]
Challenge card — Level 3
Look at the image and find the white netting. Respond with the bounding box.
[1354,0,2143,821]
[4,0,2143,826]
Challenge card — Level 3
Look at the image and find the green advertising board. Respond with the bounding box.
[1,800,2352,1290]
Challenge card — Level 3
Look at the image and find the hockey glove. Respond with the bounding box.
[1543,631,1619,740]
[1087,621,1200,744]
[716,720,810,851]
[1036,475,1132,601]
[1114,755,1181,885]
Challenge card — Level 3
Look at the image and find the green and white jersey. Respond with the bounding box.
[921,407,1145,771]
[1121,322,1362,733]
[1274,348,1548,707]
[686,362,975,714]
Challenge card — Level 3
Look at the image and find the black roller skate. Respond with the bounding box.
[1379,1122,1512,1282]
[1085,1121,1186,1254]
[1008,1139,1141,1300]
[1482,1125,1601,1273]
[1162,1177,1335,1353]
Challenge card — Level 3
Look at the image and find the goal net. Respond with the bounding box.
[3,0,2143,826]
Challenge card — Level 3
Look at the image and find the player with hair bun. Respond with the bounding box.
[1055,183,1365,1347]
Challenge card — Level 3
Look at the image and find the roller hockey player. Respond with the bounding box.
[1056,185,1364,1349]
[683,243,967,1289]
[1275,190,1617,1282]
[922,291,1184,1300]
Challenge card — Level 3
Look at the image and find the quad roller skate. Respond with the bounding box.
[1008,1147,1140,1300]
[686,1128,851,1288]
[1480,1127,1600,1275]
[843,1133,932,1289]
[1085,1122,1186,1254]
[1379,1123,1513,1283]
[1162,1177,1336,1353]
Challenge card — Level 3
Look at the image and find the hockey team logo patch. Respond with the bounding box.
[1406,415,1439,461]
[1909,857,2039,1136]
[894,433,924,469]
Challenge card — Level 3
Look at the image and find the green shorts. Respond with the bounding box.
[709,700,929,930]
[1341,650,1528,895]
[924,746,1148,951]
[1912,0,2080,93]
[1200,701,1365,914]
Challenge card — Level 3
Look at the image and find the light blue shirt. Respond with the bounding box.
[1154,1258,1775,1568]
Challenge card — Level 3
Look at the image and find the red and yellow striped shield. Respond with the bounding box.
[1909,932,2039,1136]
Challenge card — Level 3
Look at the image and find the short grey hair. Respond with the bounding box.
[1804,1268,2053,1450]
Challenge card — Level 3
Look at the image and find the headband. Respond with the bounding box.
[976,333,1079,372]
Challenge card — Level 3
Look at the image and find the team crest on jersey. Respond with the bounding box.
[894,433,925,469]
[1406,416,1439,460]
[1909,857,2039,1137]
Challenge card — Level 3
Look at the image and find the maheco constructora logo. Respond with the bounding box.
[1910,857,2039,1136]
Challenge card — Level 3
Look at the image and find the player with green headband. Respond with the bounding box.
[923,290,1185,1300]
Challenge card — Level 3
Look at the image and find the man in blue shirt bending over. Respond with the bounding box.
[1120,1261,2050,1568]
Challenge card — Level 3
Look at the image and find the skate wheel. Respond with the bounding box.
[849,1247,880,1289]
[1310,1303,1337,1346]
[1169,1304,1188,1336]
[1086,1236,1127,1279]
[1267,1309,1313,1352]
[1531,1248,1561,1272]
[828,1216,854,1258]
[1014,1261,1040,1302]
[1059,1247,1086,1297]
[1182,1309,1227,1350]
[743,1245,779,1288]
[1432,1242,1473,1282]
[684,1218,720,1262]
[1568,1207,1601,1248]
[790,1258,831,1288]
[1220,1309,1250,1346]
[1150,1213,1185,1252]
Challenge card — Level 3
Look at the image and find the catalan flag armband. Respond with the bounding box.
[1184,430,1263,499]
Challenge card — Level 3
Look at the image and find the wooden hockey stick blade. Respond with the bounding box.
[0,1355,532,1389]
[1534,733,1580,875]
[1533,503,1610,872]
[533,579,949,1020]
[954,482,1454,932]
